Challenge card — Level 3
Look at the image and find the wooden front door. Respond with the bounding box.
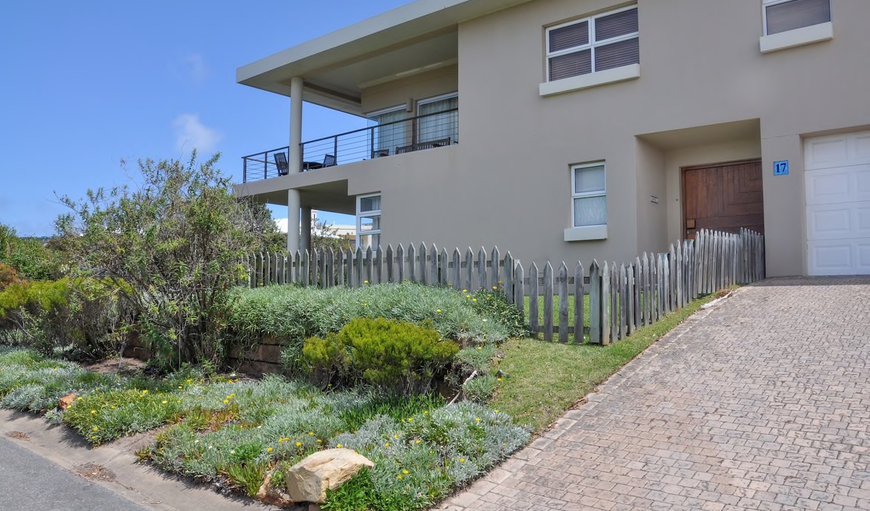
[682,160,764,239]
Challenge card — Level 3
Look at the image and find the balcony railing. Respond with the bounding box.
[241,108,458,183]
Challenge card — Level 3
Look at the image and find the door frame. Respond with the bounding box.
[681,158,763,239]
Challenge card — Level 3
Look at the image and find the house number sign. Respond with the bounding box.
[774,160,790,176]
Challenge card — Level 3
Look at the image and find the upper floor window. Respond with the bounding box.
[764,0,830,35]
[417,93,459,145]
[546,6,638,82]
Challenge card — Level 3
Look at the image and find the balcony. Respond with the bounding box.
[241,108,458,183]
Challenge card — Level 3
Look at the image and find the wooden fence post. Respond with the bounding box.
[574,261,585,344]
[529,262,540,339]
[543,262,554,342]
[590,261,601,344]
[601,261,611,345]
[558,262,569,343]
[514,261,525,325]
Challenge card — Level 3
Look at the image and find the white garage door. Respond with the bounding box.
[805,131,870,275]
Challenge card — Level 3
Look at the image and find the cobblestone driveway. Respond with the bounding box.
[438,277,870,511]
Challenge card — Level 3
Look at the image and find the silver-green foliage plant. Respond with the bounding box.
[57,154,281,367]
[228,283,509,374]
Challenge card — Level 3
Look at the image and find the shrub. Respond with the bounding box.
[303,319,460,395]
[469,288,527,338]
[0,278,132,360]
[57,155,281,368]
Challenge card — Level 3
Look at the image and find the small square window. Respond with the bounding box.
[764,0,830,35]
[572,163,607,228]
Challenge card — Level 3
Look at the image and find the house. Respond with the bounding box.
[234,0,870,277]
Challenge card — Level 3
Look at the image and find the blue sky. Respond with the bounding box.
[0,0,413,236]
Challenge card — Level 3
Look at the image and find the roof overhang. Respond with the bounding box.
[236,0,533,115]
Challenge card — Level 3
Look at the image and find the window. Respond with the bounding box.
[764,0,830,35]
[368,106,409,157]
[572,163,607,228]
[546,6,638,82]
[416,93,458,144]
[356,194,381,250]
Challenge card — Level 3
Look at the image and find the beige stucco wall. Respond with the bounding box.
[244,0,870,276]
[360,65,458,115]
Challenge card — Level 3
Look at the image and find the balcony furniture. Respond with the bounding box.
[274,152,289,176]
[304,154,337,171]
[372,149,390,158]
[396,137,452,154]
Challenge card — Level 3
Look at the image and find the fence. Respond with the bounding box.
[245,228,764,345]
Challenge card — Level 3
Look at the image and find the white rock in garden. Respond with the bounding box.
[285,448,374,504]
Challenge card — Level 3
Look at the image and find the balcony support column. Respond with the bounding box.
[301,207,312,252]
[289,76,303,174]
[286,76,304,253]
[286,190,300,253]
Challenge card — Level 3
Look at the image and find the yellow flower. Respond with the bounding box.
[475,418,481,423]
[90,410,96,415]
[407,417,414,423]
[414,439,422,445]
[308,432,315,436]
[459,458,466,464]
[162,400,168,405]
[462,289,468,293]
[492,286,498,290]
[295,442,303,448]
[402,469,410,475]
[397,475,404,481]
[337,443,343,449]
[92,426,100,432]
[472,298,478,303]
[178,385,183,389]
[436,309,443,314]
[142,390,149,395]
[267,447,274,453]
[385,442,391,448]
[393,434,400,440]
[497,377,503,382]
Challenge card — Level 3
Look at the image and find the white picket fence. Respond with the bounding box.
[246,228,764,345]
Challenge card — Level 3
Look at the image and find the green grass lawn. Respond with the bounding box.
[493,293,715,432]
[523,294,591,342]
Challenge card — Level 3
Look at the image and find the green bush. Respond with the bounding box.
[304,318,459,395]
[469,288,527,338]
[0,278,132,360]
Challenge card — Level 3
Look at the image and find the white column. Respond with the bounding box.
[287,190,300,253]
[289,77,303,174]
[300,207,312,252]
[286,76,304,252]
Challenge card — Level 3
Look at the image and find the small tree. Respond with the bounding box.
[311,217,355,254]
[58,154,276,367]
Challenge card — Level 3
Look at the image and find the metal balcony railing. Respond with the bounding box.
[241,108,458,183]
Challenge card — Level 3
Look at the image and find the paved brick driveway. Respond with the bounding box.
[438,277,870,511]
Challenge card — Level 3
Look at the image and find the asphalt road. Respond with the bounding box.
[0,437,148,511]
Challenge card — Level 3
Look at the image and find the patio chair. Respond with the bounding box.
[274,152,289,176]
[323,154,337,167]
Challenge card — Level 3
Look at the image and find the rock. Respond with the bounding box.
[256,467,295,508]
[285,448,374,504]
[59,393,78,410]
